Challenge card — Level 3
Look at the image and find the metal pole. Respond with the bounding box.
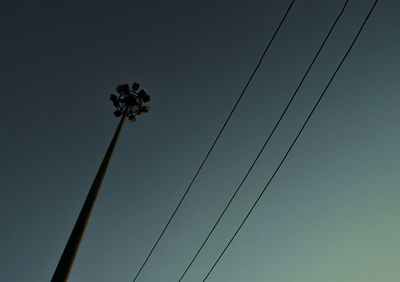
[52,108,128,282]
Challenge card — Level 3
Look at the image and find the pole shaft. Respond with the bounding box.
[52,109,128,282]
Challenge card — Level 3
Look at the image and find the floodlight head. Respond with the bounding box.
[113,110,122,117]
[132,83,140,91]
[111,81,150,119]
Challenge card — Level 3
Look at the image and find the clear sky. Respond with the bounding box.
[1,0,399,281]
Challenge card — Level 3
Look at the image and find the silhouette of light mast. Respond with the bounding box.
[52,83,150,282]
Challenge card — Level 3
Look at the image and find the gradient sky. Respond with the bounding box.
[1,0,399,281]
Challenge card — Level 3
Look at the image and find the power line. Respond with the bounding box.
[177,0,350,280]
[131,1,296,281]
[202,1,378,281]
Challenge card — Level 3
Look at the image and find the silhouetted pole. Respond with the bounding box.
[52,108,127,281]
[52,83,150,282]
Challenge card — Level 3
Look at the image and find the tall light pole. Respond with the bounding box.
[52,83,151,282]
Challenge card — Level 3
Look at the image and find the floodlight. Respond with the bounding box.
[113,110,122,117]
[138,90,150,102]
[110,94,118,102]
[129,115,136,122]
[143,94,150,103]
[116,85,123,93]
[110,94,119,107]
[141,106,149,112]
[132,83,140,91]
[121,84,130,94]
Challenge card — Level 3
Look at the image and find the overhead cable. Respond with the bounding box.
[132,1,296,280]
[202,1,378,281]
[177,0,350,280]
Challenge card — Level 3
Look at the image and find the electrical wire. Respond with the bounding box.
[177,0,350,280]
[202,1,378,280]
[131,1,296,281]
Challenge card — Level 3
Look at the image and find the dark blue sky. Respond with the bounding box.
[1,0,399,281]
